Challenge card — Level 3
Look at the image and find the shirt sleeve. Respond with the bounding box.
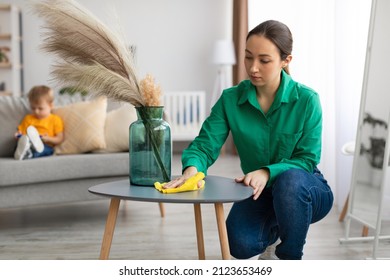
[181,96,230,175]
[17,115,31,134]
[53,114,64,135]
[264,93,322,185]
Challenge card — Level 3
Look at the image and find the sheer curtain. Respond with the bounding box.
[232,0,248,86]
[246,0,336,192]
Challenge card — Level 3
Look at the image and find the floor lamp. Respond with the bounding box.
[210,40,236,108]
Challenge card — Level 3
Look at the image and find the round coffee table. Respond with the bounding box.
[89,175,253,260]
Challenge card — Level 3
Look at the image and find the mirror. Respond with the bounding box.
[352,112,387,226]
[348,0,390,234]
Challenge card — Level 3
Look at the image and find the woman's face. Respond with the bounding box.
[244,35,289,89]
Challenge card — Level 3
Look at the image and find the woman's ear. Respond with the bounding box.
[283,55,292,68]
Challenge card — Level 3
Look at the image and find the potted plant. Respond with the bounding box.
[0,46,10,63]
[59,86,88,101]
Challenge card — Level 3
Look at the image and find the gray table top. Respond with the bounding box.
[88,175,253,204]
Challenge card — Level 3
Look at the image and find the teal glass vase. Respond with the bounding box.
[129,106,171,186]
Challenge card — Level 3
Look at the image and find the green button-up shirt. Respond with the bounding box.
[182,70,322,186]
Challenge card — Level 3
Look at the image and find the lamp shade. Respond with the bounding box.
[211,39,236,65]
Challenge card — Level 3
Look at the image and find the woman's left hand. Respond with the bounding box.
[235,169,270,200]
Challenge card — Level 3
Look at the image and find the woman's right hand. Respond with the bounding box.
[162,166,202,189]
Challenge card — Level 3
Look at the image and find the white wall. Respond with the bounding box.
[335,0,371,210]
[11,0,232,105]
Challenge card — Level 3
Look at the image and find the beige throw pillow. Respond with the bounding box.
[53,97,107,154]
[95,103,137,153]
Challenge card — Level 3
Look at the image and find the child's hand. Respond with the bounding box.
[40,133,49,143]
[14,131,22,139]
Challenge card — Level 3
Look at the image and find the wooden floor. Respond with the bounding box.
[0,154,389,260]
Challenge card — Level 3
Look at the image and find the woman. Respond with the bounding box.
[164,20,333,260]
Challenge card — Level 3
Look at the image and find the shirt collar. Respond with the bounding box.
[238,70,299,107]
[277,70,299,103]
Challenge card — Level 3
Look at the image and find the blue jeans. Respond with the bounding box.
[32,144,54,158]
[226,168,333,260]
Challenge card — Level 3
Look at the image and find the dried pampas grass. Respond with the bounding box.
[31,0,168,181]
[140,74,162,106]
[31,0,161,107]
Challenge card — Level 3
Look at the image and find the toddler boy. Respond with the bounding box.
[14,85,64,160]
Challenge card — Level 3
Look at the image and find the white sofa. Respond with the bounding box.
[0,91,206,209]
[0,96,130,209]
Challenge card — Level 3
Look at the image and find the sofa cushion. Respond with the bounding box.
[94,103,137,153]
[53,97,108,154]
[0,152,129,187]
[0,96,30,157]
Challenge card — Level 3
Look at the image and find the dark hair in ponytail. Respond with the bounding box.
[247,20,293,74]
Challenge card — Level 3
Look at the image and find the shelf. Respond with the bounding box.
[1,4,23,97]
[0,34,12,40]
[0,62,12,68]
[0,4,11,11]
[0,91,12,96]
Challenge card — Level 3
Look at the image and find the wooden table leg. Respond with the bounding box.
[99,198,121,260]
[159,202,165,218]
[362,226,369,237]
[339,195,349,222]
[194,203,206,260]
[340,194,369,237]
[214,203,231,260]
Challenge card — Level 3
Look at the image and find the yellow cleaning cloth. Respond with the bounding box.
[154,172,205,194]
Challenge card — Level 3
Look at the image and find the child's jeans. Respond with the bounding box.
[32,144,54,158]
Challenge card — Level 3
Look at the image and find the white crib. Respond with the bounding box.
[163,91,206,141]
